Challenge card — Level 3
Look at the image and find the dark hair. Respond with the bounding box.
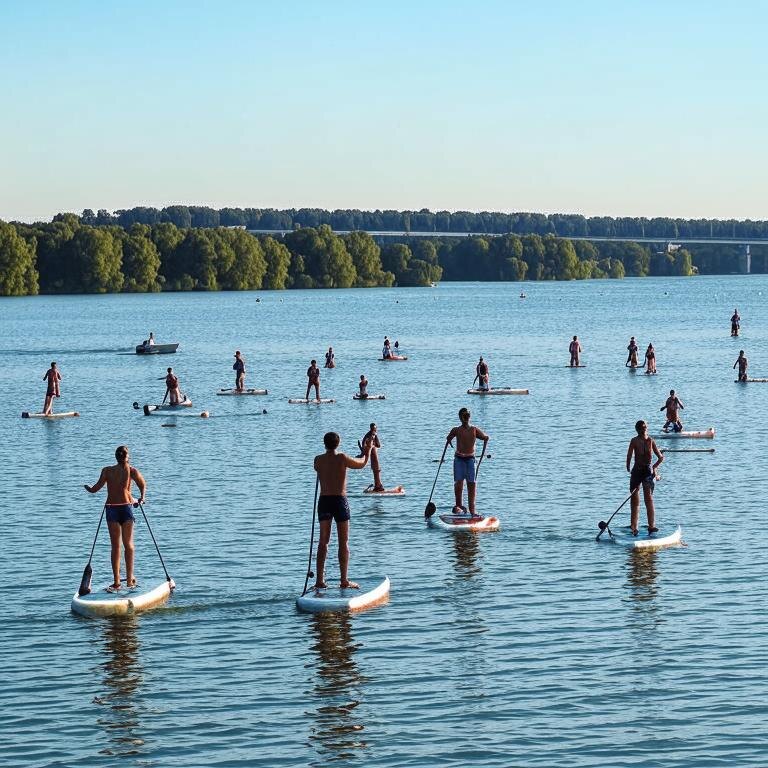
[635,420,646,433]
[370,422,376,430]
[323,432,340,449]
[459,407,470,422]
[51,361,57,366]
[115,445,129,461]
[311,359,317,365]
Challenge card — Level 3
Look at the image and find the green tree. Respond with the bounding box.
[674,249,694,276]
[216,229,267,290]
[283,225,357,288]
[122,224,162,292]
[381,243,412,278]
[169,230,218,290]
[609,258,625,279]
[261,236,291,289]
[344,231,394,287]
[0,222,39,295]
[65,226,123,293]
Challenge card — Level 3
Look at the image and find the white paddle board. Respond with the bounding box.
[296,576,390,613]
[362,485,405,496]
[428,512,500,532]
[288,398,335,404]
[379,356,408,361]
[217,388,268,396]
[652,428,715,439]
[22,411,79,419]
[467,388,529,395]
[71,579,175,618]
[353,394,386,400]
[599,525,682,550]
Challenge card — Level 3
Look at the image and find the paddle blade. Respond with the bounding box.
[78,563,93,596]
[598,521,607,530]
[424,502,436,519]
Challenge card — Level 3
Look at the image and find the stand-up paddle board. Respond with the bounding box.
[22,411,80,419]
[566,365,587,368]
[379,356,408,361]
[134,398,192,412]
[353,394,386,400]
[288,398,335,404]
[598,525,682,550]
[71,579,175,618]
[296,576,390,613]
[217,388,268,395]
[652,428,715,440]
[428,513,500,532]
[363,485,405,496]
[736,378,768,383]
[140,405,209,417]
[467,387,529,395]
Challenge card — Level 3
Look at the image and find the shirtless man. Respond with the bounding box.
[475,356,490,390]
[626,337,639,368]
[734,350,748,382]
[358,374,369,399]
[313,432,370,590]
[730,309,740,337]
[644,343,657,375]
[324,347,335,369]
[84,445,147,592]
[306,359,321,401]
[361,423,385,491]
[382,337,392,359]
[626,420,663,536]
[165,367,181,405]
[233,351,245,391]
[42,361,61,415]
[660,389,684,432]
[446,407,489,516]
[569,336,582,367]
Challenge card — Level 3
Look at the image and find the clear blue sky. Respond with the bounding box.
[2,0,766,222]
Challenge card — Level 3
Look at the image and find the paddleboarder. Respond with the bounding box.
[382,337,392,359]
[233,351,245,391]
[313,431,371,590]
[445,407,489,516]
[84,445,146,592]
[475,356,490,390]
[358,374,369,399]
[360,423,385,491]
[165,367,181,405]
[324,347,335,369]
[644,343,657,375]
[626,420,663,536]
[306,359,321,401]
[731,309,740,337]
[569,336,581,367]
[626,337,639,368]
[660,390,684,432]
[42,361,61,415]
[734,350,748,382]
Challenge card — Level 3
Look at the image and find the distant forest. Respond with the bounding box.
[0,206,765,296]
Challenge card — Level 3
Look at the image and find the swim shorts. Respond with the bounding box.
[317,495,351,523]
[453,455,476,483]
[630,466,654,493]
[106,504,135,525]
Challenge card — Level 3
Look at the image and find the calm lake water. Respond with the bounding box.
[1,278,767,767]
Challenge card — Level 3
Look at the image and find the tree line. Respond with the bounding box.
[0,215,703,296]
[67,205,768,240]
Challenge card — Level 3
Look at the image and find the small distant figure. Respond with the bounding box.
[165,367,181,405]
[382,337,392,359]
[730,309,741,337]
[233,350,245,392]
[394,340,401,354]
[626,420,663,536]
[148,332,155,346]
[734,350,748,382]
[644,343,657,375]
[358,374,368,399]
[42,361,61,415]
[361,423,385,491]
[520,292,526,299]
[306,359,321,401]
[569,336,582,367]
[660,389,684,432]
[626,336,639,368]
[324,347,335,369]
[475,356,490,390]
[445,407,489,516]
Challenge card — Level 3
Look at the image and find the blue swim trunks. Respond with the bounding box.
[453,455,476,483]
[106,504,135,525]
[317,495,351,523]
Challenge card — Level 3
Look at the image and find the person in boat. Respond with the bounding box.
[233,350,245,392]
[445,407,489,517]
[313,431,371,590]
[165,367,181,405]
[644,343,657,375]
[626,337,639,368]
[148,332,155,346]
[382,337,392,359]
[84,445,146,592]
[626,420,663,536]
[734,350,748,382]
[324,347,335,369]
[306,359,321,401]
[360,422,385,491]
[660,389,684,432]
[475,356,490,390]
[358,374,369,399]
[42,361,61,415]
[730,309,740,337]
[569,336,581,367]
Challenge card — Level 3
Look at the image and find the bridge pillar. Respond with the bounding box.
[739,244,751,274]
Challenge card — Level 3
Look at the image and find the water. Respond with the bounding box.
[1,278,767,767]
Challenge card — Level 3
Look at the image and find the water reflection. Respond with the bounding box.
[450,533,483,579]
[624,548,663,630]
[307,612,368,762]
[93,615,145,758]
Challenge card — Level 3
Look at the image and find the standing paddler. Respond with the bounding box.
[306,359,321,401]
[360,423,386,491]
[569,336,582,367]
[358,374,369,399]
[445,407,489,516]
[475,356,490,390]
[313,432,371,590]
[165,367,181,405]
[644,343,657,375]
[626,337,639,368]
[626,420,663,536]
[734,350,748,382]
[660,389,684,432]
[42,361,61,415]
[730,309,741,337]
[233,350,245,392]
[84,445,146,592]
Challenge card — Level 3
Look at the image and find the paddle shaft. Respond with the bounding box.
[302,475,320,596]
[424,442,449,516]
[87,503,107,565]
[475,442,488,479]
[136,502,172,583]
[596,484,642,541]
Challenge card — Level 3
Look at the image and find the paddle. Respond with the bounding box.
[424,442,449,519]
[78,503,106,596]
[135,502,173,587]
[301,475,320,596]
[596,485,641,541]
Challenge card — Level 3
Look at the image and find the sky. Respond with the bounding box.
[2,0,766,223]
